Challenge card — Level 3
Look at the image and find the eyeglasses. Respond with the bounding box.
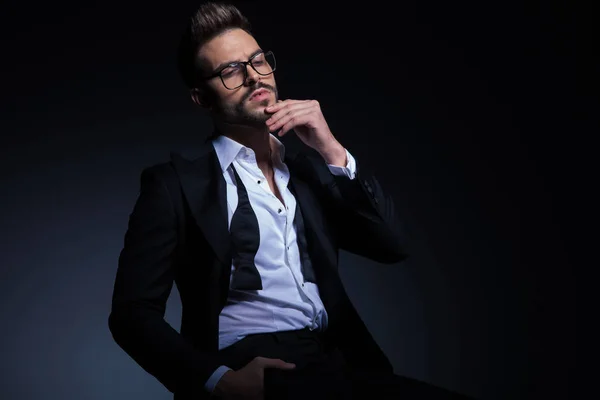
[202,50,276,90]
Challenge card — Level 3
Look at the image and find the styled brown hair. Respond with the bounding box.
[177,2,252,89]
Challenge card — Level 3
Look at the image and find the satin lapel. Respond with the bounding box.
[169,145,231,269]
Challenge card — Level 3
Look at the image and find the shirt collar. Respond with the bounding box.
[211,133,286,173]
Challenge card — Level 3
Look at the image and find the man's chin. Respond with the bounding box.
[247,97,272,109]
[228,110,269,127]
[244,103,271,119]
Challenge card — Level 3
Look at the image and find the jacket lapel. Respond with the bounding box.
[169,143,232,271]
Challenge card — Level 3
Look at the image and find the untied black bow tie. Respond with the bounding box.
[229,164,317,290]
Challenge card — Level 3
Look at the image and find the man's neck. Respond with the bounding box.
[215,120,273,169]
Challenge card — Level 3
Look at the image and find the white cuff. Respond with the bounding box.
[204,365,233,393]
[326,148,356,180]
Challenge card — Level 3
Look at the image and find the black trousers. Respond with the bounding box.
[216,328,475,400]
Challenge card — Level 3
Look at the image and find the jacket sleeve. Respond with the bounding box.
[108,166,222,397]
[301,151,409,264]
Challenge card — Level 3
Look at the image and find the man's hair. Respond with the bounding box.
[177,2,252,89]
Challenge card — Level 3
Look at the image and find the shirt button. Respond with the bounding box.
[278,208,282,213]
[257,180,261,184]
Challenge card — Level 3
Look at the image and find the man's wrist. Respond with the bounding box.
[213,369,236,397]
[319,139,347,167]
[205,365,233,394]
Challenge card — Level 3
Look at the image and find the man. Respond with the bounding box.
[108,2,472,399]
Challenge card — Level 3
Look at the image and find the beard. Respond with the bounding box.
[213,82,278,128]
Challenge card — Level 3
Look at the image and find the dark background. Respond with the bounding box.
[1,0,584,399]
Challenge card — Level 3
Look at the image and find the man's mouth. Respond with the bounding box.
[249,88,270,101]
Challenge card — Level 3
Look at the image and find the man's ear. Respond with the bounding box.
[190,87,211,109]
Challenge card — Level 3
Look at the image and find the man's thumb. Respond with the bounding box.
[260,358,296,370]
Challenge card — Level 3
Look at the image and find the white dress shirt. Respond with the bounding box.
[205,133,357,392]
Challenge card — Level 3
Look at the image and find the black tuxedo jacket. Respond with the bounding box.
[108,140,408,399]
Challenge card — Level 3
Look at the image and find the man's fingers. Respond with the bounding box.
[265,99,311,115]
[266,101,313,126]
[254,356,296,370]
[277,110,312,136]
[267,107,313,133]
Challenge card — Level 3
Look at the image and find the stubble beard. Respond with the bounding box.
[217,85,278,129]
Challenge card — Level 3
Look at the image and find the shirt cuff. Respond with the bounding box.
[326,148,356,180]
[204,365,233,394]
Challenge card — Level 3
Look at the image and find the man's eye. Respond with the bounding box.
[221,65,241,77]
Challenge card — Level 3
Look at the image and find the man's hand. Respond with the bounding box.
[213,356,296,399]
[265,99,347,167]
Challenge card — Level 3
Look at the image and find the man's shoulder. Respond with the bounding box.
[140,142,215,182]
[140,160,178,183]
[136,161,187,213]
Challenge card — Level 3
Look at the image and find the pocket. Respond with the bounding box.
[218,333,274,369]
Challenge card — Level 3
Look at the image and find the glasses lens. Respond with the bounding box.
[220,64,244,89]
[252,52,276,75]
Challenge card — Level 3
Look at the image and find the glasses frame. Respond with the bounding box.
[202,50,277,90]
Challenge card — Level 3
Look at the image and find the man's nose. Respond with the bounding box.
[244,64,260,86]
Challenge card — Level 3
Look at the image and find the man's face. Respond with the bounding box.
[197,28,278,127]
